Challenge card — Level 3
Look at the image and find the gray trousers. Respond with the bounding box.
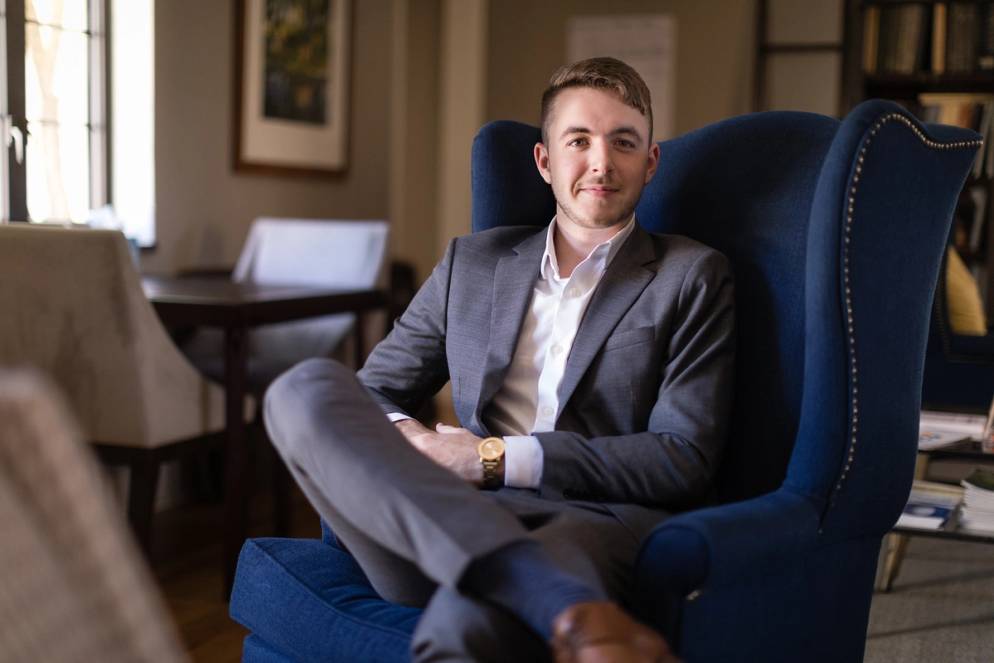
[265,358,641,662]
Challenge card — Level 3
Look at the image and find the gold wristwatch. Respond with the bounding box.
[477,436,505,489]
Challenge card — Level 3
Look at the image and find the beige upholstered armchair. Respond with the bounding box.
[0,224,249,551]
[0,369,187,662]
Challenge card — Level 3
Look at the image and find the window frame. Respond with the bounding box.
[3,0,109,224]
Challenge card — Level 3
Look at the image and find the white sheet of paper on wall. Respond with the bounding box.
[566,15,677,143]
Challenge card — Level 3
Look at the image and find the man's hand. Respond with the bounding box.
[394,420,484,485]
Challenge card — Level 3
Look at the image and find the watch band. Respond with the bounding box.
[478,436,505,489]
[481,457,501,489]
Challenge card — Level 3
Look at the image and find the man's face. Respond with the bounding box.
[534,87,659,232]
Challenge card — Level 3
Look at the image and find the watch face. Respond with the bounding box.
[479,437,505,461]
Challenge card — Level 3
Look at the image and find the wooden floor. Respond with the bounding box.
[151,479,321,662]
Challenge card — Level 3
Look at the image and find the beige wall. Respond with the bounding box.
[144,0,758,277]
[389,0,442,281]
[144,0,394,275]
[486,0,756,137]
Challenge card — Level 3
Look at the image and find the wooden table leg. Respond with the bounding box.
[877,453,932,592]
[353,312,366,368]
[223,324,249,598]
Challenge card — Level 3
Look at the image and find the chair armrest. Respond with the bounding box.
[635,489,822,596]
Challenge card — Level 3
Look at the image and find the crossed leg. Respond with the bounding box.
[411,499,641,661]
[264,358,648,661]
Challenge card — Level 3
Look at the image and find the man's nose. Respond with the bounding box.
[588,139,614,174]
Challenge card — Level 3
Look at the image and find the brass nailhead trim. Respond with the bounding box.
[830,112,983,500]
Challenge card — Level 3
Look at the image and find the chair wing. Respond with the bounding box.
[635,101,980,662]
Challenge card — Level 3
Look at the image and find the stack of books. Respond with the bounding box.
[918,410,987,450]
[897,479,964,530]
[960,469,994,533]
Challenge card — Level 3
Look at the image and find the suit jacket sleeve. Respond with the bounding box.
[357,239,455,417]
[534,251,735,508]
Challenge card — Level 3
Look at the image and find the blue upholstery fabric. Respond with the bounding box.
[230,538,419,662]
[242,634,296,662]
[231,101,979,662]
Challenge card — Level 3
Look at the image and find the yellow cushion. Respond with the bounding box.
[946,247,988,335]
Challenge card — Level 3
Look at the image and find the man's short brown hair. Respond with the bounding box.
[539,57,653,143]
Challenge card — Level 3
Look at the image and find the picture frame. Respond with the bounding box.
[233,0,352,177]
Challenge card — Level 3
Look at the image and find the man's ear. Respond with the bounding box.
[644,142,660,184]
[534,142,552,184]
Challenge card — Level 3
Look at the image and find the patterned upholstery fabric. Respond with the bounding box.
[0,370,187,662]
[0,225,234,448]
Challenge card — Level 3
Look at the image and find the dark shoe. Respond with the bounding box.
[550,601,679,663]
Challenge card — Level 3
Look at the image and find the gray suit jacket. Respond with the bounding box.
[358,224,735,538]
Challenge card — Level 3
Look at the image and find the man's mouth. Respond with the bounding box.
[578,185,620,197]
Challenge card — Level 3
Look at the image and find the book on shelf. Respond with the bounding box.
[947,2,980,73]
[982,2,994,71]
[864,5,880,74]
[967,186,988,256]
[886,3,928,74]
[896,479,964,530]
[933,2,947,73]
[864,1,994,76]
[973,102,994,179]
[898,502,955,529]
[960,468,994,533]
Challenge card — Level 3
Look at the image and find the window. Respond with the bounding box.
[2,0,155,246]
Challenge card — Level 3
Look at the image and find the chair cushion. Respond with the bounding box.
[945,246,988,335]
[241,634,296,663]
[230,538,421,663]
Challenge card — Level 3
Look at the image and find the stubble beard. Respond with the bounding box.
[553,185,640,231]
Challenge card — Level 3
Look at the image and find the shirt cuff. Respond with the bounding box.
[503,435,544,489]
[387,412,412,423]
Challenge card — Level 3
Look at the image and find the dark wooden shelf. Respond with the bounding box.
[864,73,994,98]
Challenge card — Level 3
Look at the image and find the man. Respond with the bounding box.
[266,57,734,662]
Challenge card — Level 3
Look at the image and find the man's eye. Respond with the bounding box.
[615,139,636,149]
[567,137,588,147]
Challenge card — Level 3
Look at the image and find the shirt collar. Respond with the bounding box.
[541,214,636,281]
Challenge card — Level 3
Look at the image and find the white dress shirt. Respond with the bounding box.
[390,216,636,489]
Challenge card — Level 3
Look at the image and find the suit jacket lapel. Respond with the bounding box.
[555,226,658,414]
[472,230,546,429]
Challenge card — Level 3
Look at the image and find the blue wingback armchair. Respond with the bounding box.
[230,100,979,662]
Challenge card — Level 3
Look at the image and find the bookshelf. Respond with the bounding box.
[843,0,994,319]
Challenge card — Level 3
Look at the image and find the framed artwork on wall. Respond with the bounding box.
[234,0,352,176]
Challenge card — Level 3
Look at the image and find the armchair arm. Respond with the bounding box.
[634,488,822,597]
